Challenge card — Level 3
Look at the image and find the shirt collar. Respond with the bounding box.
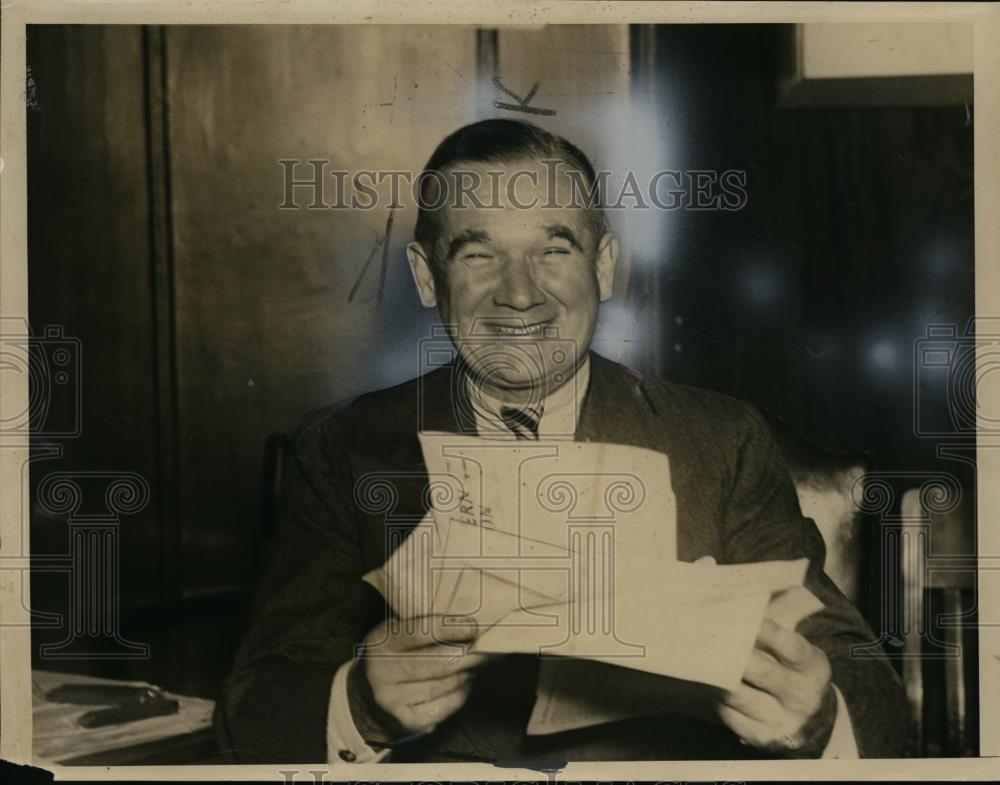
[465,354,591,440]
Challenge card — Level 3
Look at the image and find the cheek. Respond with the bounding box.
[446,271,499,313]
[547,264,600,310]
[441,271,493,317]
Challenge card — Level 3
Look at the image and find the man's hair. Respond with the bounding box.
[413,119,608,271]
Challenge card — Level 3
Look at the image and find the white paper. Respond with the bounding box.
[361,434,822,735]
[31,670,215,764]
[472,558,810,689]
[366,433,678,625]
[525,577,826,735]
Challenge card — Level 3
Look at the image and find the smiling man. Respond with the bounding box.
[219,119,908,764]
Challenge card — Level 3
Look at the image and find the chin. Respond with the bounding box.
[458,331,583,390]
[474,368,537,390]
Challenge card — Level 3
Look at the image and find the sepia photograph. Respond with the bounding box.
[1,1,998,780]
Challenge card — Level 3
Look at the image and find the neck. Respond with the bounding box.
[466,353,589,407]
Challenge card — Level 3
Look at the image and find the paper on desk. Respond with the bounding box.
[31,670,215,764]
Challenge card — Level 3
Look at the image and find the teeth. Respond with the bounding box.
[496,323,547,335]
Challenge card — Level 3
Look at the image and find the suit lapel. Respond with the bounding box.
[393,351,665,456]
[577,352,662,451]
[577,354,718,559]
[362,362,474,474]
[355,352,670,559]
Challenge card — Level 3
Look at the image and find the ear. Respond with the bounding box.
[595,231,619,302]
[406,242,438,308]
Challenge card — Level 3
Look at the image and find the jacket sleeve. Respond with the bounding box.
[720,404,909,758]
[216,412,382,763]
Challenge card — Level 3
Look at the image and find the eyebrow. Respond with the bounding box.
[446,229,491,259]
[543,223,584,252]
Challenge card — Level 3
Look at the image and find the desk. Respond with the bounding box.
[33,670,217,765]
[55,727,219,766]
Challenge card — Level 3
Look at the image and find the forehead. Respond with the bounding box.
[437,158,593,241]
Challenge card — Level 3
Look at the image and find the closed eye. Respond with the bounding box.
[542,246,572,256]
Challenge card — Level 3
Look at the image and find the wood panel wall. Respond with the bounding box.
[27,23,632,697]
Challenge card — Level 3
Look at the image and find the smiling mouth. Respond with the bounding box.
[490,320,552,336]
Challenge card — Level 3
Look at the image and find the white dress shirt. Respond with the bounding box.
[326,355,858,761]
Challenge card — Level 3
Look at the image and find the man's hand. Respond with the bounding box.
[347,615,491,745]
[717,618,837,757]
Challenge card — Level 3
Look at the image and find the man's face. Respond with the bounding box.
[407,159,618,401]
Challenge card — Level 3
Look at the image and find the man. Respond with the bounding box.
[218,119,908,763]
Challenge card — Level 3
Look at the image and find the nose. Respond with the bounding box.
[493,256,547,311]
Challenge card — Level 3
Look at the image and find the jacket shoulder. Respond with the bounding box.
[290,368,442,462]
[591,352,764,445]
[649,375,761,426]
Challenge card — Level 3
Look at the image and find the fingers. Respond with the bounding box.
[360,615,487,736]
[397,651,494,683]
[755,617,814,669]
[405,669,473,704]
[718,704,799,752]
[379,615,479,653]
[408,615,480,648]
[742,648,795,698]
[428,615,480,644]
[721,682,784,726]
[719,636,835,756]
[364,613,491,691]
[367,655,480,735]
[717,683,801,752]
[742,645,831,717]
[368,645,491,688]
[402,678,473,732]
[717,703,766,746]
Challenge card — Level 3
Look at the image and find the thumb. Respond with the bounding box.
[430,614,479,644]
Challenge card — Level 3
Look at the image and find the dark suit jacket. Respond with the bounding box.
[218,352,908,763]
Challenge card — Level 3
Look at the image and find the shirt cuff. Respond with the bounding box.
[327,660,390,763]
[821,684,859,758]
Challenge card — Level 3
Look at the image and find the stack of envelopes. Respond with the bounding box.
[363,432,823,732]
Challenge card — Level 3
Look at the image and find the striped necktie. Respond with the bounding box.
[499,404,542,440]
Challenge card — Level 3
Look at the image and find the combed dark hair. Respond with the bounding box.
[413,119,608,268]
